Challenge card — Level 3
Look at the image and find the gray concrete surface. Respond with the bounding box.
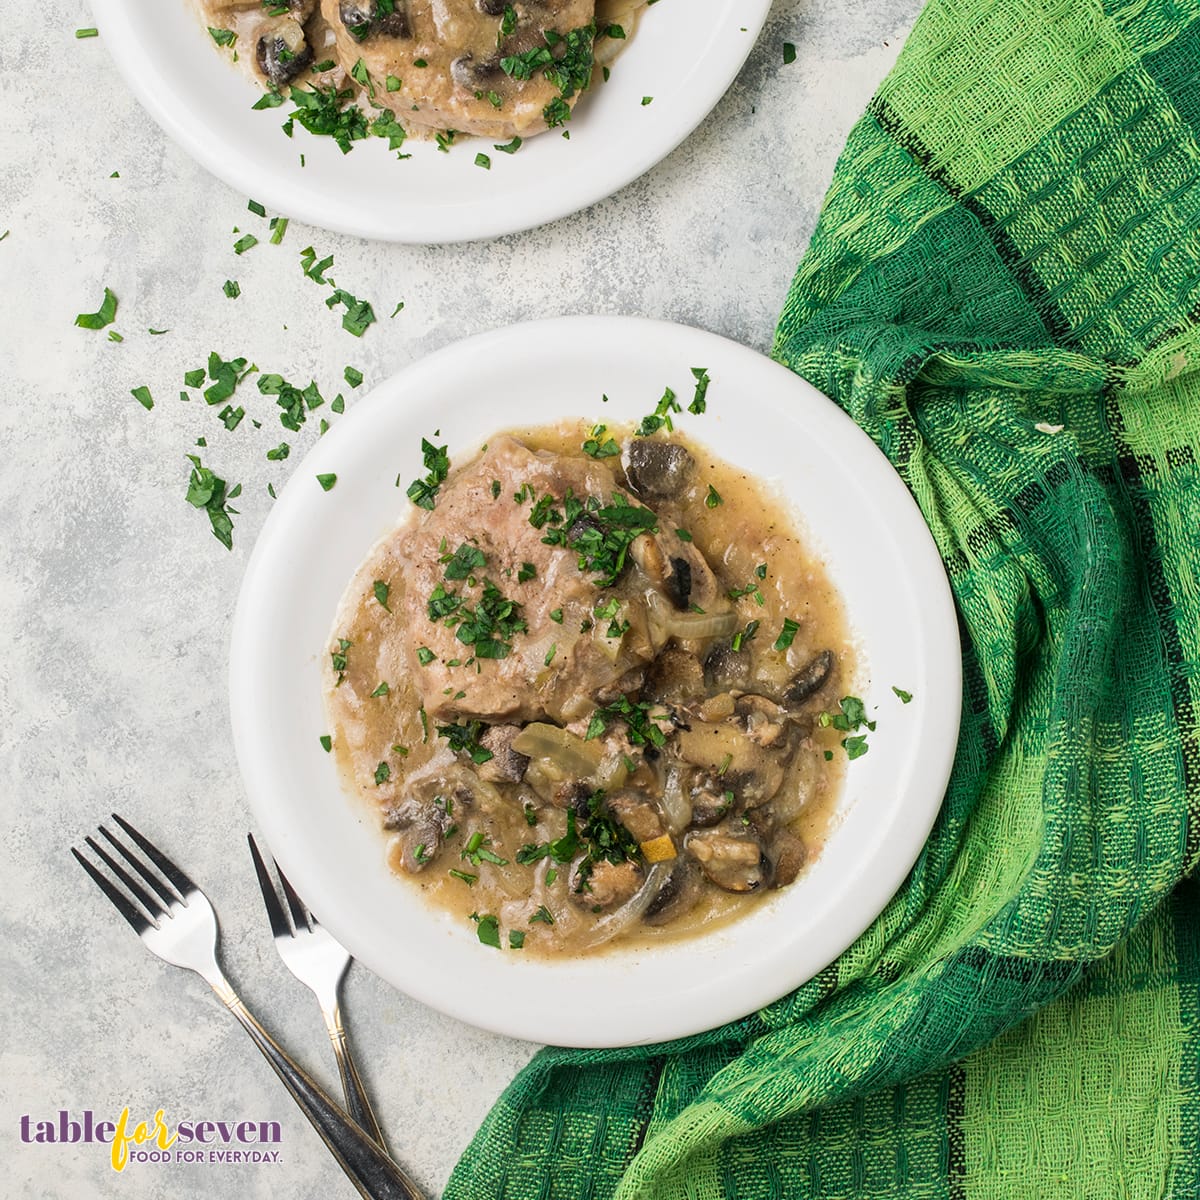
[0,1,918,1195]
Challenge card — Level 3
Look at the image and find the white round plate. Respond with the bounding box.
[230,316,961,1047]
[93,1,770,244]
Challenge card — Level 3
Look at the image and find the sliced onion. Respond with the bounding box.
[569,861,672,950]
[658,764,693,835]
[646,590,738,642]
[512,722,604,777]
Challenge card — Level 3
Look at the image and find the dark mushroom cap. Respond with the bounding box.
[784,649,835,705]
[256,28,314,88]
[622,439,696,499]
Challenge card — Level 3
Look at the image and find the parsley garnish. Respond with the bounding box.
[406,437,451,509]
[442,543,487,580]
[586,696,668,747]
[437,720,494,765]
[373,580,391,611]
[208,27,236,47]
[494,136,523,154]
[474,914,502,948]
[330,637,351,683]
[319,734,332,752]
[130,386,153,411]
[326,289,376,336]
[317,473,337,491]
[75,287,118,330]
[705,484,722,508]
[185,455,238,550]
[637,386,680,435]
[893,686,913,703]
[374,760,391,785]
[818,696,876,759]
[582,424,620,458]
[774,618,800,650]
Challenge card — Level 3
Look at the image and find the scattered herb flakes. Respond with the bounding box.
[783,42,797,64]
[326,288,376,336]
[300,245,335,283]
[184,455,238,550]
[389,301,405,318]
[731,619,759,653]
[641,95,653,105]
[266,442,290,461]
[675,528,693,542]
[689,367,710,414]
[386,73,402,91]
[587,696,667,748]
[406,436,450,509]
[130,385,154,411]
[508,929,525,949]
[843,735,869,760]
[443,543,487,580]
[319,734,333,752]
[331,637,351,683]
[437,720,495,765]
[494,136,522,154]
[284,84,370,154]
[582,424,620,459]
[373,579,392,611]
[203,352,248,405]
[448,868,477,885]
[517,562,537,583]
[637,386,680,436]
[233,233,258,255]
[75,27,99,38]
[344,365,363,388]
[331,394,346,414]
[474,152,491,169]
[544,643,557,666]
[374,760,391,785]
[149,328,168,335]
[530,904,554,925]
[774,618,800,651]
[268,216,289,244]
[416,646,435,666]
[317,472,338,491]
[223,279,241,299]
[184,368,206,389]
[209,27,236,47]
[474,914,502,948]
[75,287,118,330]
[247,198,266,217]
[705,483,722,508]
[893,686,913,703]
[218,404,244,431]
[370,681,390,698]
[108,330,124,343]
[818,696,877,759]
[549,608,564,624]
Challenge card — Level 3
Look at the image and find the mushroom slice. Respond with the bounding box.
[644,648,705,705]
[256,17,314,86]
[686,828,772,893]
[477,724,530,783]
[338,0,411,39]
[382,795,449,874]
[622,440,696,499]
[770,828,808,888]
[704,640,752,691]
[784,650,836,705]
[643,857,704,926]
[676,721,784,800]
[736,695,789,748]
[688,782,737,828]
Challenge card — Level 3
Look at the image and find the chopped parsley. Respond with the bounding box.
[185,454,238,550]
[344,365,363,388]
[774,617,800,651]
[406,437,450,509]
[317,473,338,491]
[586,695,668,747]
[508,930,525,949]
[204,352,250,406]
[731,619,759,652]
[705,484,722,508]
[233,233,258,255]
[534,490,659,587]
[818,696,876,759]
[442,543,487,580]
[783,42,797,64]
[416,646,435,666]
[637,386,680,435]
[130,385,153,411]
[893,686,913,703]
[474,914,502,948]
[222,279,241,299]
[370,681,390,697]
[75,27,99,38]
[437,720,494,765]
[517,562,537,583]
[208,27,236,46]
[319,734,332,752]
[330,637,351,683]
[373,579,391,611]
[475,152,491,169]
[326,289,376,336]
[494,136,523,154]
[582,424,620,459]
[74,286,118,330]
[530,904,554,925]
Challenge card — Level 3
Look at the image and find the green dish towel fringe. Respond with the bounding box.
[446,0,1200,1192]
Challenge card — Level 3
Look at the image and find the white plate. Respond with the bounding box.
[93,1,771,244]
[230,316,961,1047]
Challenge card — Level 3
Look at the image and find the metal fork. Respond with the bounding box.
[73,813,425,1200]
[247,834,385,1149]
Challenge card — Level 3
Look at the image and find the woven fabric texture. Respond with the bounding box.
[445,0,1200,1195]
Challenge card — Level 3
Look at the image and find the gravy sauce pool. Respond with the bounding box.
[325,422,856,957]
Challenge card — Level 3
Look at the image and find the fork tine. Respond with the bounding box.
[276,863,312,932]
[111,813,197,900]
[100,824,180,908]
[84,835,166,921]
[73,847,152,935]
[247,834,292,939]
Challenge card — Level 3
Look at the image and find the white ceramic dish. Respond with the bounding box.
[93,1,771,244]
[230,316,961,1047]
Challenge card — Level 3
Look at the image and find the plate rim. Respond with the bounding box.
[229,314,962,1046]
[91,0,773,244]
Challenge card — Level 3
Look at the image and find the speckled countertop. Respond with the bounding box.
[0,1,918,1195]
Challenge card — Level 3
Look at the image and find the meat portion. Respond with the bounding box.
[397,436,665,724]
[320,0,596,138]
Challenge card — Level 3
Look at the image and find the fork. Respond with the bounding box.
[73,813,425,1200]
[247,833,385,1149]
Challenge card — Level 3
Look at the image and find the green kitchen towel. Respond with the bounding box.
[445,0,1200,1194]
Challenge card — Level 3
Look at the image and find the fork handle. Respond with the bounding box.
[215,986,426,1200]
[324,1003,387,1150]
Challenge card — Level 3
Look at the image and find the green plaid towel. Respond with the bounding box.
[445,0,1200,1194]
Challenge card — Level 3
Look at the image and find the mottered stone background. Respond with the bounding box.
[0,0,917,1195]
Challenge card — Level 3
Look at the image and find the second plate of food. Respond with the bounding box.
[94,0,771,243]
[230,315,961,1047]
